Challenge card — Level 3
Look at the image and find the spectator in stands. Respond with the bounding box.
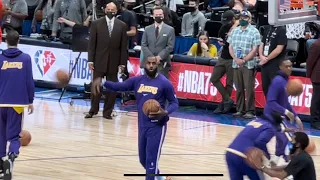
[141,6,175,78]
[26,0,40,21]
[259,25,287,97]
[304,22,320,54]
[2,0,28,34]
[306,38,320,130]
[187,31,217,58]
[181,0,207,37]
[51,0,87,44]
[210,10,236,114]
[227,10,260,119]
[165,0,183,12]
[117,0,137,48]
[230,0,256,11]
[31,0,57,36]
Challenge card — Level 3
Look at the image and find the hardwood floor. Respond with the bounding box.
[11,100,320,180]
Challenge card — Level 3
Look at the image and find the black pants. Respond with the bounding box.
[311,83,320,123]
[89,71,118,116]
[210,58,233,101]
[261,59,280,97]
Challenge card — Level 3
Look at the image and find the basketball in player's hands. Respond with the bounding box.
[142,99,160,116]
[286,79,303,96]
[56,69,69,87]
[245,147,265,169]
[19,130,32,146]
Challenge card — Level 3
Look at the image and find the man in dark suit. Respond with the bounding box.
[141,6,175,78]
[85,0,128,119]
[306,39,320,130]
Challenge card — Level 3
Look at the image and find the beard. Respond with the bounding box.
[144,67,158,78]
[290,144,298,155]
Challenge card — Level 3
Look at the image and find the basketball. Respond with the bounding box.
[19,130,32,146]
[142,99,160,116]
[286,79,303,96]
[306,140,316,154]
[56,69,69,87]
[245,147,265,169]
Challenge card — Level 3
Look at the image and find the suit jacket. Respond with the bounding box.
[141,23,175,67]
[88,16,128,74]
[306,38,320,83]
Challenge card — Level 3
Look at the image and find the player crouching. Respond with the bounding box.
[225,113,295,180]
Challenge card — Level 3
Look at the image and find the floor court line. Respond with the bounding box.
[16,152,320,162]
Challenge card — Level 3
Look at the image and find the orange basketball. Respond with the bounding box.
[19,130,32,146]
[286,79,303,96]
[56,69,69,87]
[306,140,316,154]
[142,99,160,116]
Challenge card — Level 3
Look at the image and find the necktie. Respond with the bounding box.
[108,20,113,37]
[155,26,159,38]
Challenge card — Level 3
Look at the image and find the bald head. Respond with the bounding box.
[105,2,118,15]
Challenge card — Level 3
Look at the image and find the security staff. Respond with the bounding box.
[258,25,287,97]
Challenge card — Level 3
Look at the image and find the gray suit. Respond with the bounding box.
[141,23,175,77]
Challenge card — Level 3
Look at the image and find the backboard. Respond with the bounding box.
[268,0,318,26]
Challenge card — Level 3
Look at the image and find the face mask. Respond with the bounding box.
[289,143,298,155]
[190,7,196,12]
[154,17,163,23]
[106,12,115,19]
[127,5,134,10]
[144,67,158,78]
[239,19,249,26]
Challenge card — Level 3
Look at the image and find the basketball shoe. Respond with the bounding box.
[2,153,18,180]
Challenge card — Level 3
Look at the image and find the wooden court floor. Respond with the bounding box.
[12,100,320,180]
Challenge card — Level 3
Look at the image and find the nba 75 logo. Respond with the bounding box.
[34,50,56,76]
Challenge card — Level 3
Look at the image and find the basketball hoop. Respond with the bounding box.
[268,0,318,26]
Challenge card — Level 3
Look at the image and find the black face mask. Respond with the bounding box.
[106,12,115,19]
[290,143,298,155]
[144,67,158,78]
[154,17,163,23]
[127,5,134,10]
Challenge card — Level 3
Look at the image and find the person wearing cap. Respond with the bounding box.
[227,10,261,119]
[210,10,237,114]
[258,25,287,97]
[181,0,207,36]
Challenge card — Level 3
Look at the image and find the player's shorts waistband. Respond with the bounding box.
[225,148,247,159]
[0,104,28,107]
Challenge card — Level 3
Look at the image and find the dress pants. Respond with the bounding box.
[89,71,118,116]
[233,67,256,114]
[311,83,320,124]
[261,59,280,97]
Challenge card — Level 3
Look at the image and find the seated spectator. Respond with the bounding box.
[187,31,217,58]
[181,0,207,36]
[304,22,320,54]
[2,0,28,34]
[230,0,256,11]
[31,0,57,36]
